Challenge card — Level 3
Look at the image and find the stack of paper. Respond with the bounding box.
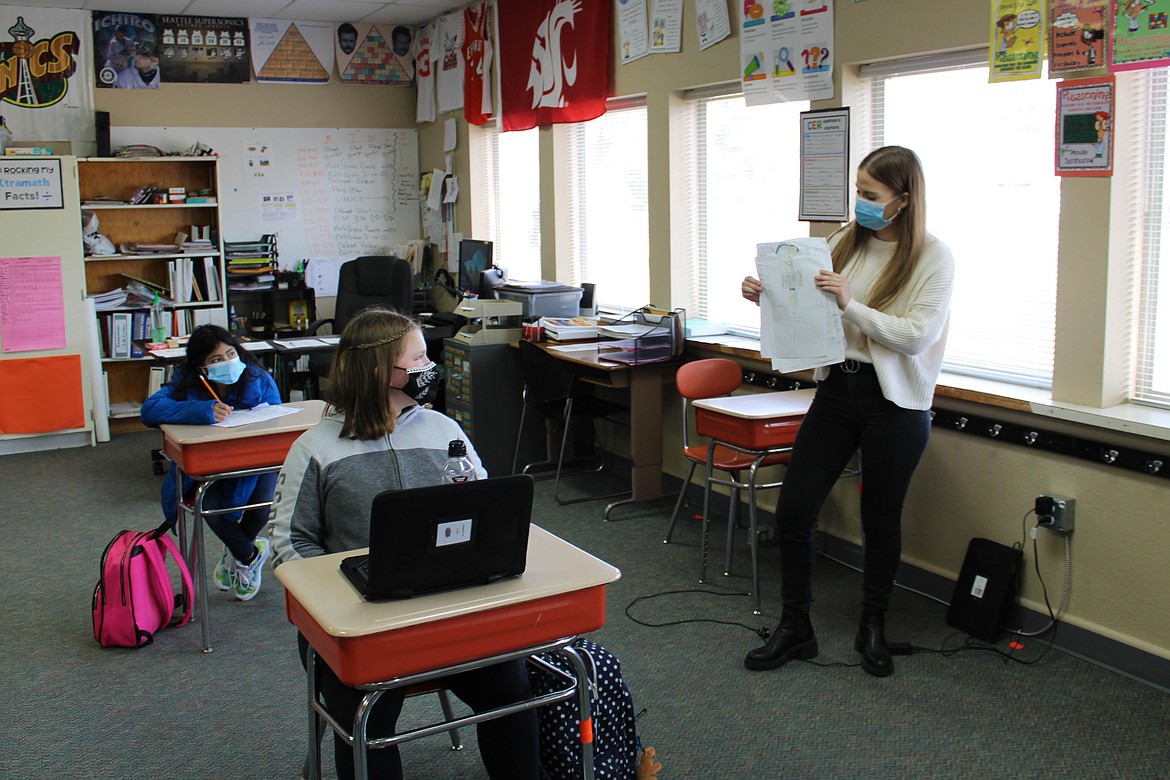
[540,317,599,340]
[755,238,845,374]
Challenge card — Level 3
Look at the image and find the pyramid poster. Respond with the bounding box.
[336,22,413,85]
[250,18,332,84]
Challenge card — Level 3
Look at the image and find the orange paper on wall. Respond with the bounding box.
[0,355,86,434]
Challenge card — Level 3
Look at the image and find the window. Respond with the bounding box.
[565,100,649,310]
[477,123,541,282]
[863,53,1060,388]
[1132,70,1170,408]
[685,89,809,330]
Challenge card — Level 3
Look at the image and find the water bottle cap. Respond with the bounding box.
[447,439,467,457]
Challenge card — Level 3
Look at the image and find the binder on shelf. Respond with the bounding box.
[148,365,166,397]
[110,312,133,359]
[595,306,685,365]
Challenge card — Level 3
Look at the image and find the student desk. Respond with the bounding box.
[276,525,621,780]
[691,389,815,614]
[160,400,326,651]
[540,343,675,520]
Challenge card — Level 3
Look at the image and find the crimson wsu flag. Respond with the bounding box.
[498,0,611,131]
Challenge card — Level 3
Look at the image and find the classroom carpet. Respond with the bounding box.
[2,431,1169,778]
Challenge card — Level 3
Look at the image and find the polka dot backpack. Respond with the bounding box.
[529,638,640,780]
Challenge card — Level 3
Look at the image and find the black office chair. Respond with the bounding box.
[511,340,630,505]
[305,256,414,397]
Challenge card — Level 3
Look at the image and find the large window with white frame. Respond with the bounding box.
[476,122,542,283]
[861,52,1060,388]
[565,99,650,311]
[1130,68,1170,408]
[684,88,809,331]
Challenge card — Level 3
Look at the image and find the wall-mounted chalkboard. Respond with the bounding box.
[110,127,420,276]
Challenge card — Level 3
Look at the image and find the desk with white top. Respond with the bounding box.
[276,525,621,779]
[690,389,815,613]
[160,400,326,651]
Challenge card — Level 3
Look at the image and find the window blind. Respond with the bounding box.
[1134,69,1170,408]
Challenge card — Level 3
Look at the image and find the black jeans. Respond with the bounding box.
[297,635,540,780]
[776,363,931,615]
[203,471,278,562]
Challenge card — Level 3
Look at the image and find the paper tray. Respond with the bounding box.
[286,585,608,687]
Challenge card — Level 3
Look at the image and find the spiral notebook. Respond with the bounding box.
[340,475,534,601]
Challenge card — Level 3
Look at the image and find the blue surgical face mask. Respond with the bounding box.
[206,356,245,385]
[855,196,898,231]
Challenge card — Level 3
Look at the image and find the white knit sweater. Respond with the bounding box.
[811,234,955,410]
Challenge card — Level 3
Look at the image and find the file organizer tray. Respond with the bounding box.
[595,307,685,365]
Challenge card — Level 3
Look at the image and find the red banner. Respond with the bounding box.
[497,0,611,131]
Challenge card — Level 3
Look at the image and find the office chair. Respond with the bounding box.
[304,256,414,397]
[511,340,630,505]
[662,358,798,614]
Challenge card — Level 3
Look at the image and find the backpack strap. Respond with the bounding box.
[143,533,194,628]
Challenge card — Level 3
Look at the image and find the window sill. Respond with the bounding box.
[686,337,1170,444]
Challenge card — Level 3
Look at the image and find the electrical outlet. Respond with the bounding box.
[1035,495,1076,533]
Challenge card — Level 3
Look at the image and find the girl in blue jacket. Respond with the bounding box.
[141,324,282,601]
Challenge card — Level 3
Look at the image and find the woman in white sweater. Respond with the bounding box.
[740,146,954,678]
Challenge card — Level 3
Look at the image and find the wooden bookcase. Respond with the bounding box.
[78,157,228,431]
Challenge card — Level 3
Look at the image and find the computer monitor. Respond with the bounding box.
[457,239,493,297]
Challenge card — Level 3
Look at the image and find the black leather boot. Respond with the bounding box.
[854,606,893,678]
[744,613,818,671]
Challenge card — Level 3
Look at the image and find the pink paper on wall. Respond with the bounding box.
[0,256,67,353]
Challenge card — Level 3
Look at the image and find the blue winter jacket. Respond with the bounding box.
[141,365,282,524]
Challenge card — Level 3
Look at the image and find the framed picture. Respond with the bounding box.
[288,299,310,331]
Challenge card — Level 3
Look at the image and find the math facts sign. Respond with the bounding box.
[0,157,62,209]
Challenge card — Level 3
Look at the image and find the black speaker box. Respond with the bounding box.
[946,537,1022,642]
[95,111,111,157]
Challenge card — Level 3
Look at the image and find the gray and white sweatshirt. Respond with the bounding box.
[267,406,486,566]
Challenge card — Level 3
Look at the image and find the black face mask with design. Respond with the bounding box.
[396,361,439,405]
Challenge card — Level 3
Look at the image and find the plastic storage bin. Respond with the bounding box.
[497,287,583,318]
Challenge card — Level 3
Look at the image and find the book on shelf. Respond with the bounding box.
[148,366,166,397]
[119,242,180,255]
[109,312,132,359]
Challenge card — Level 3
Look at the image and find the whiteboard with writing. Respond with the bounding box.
[111,127,420,278]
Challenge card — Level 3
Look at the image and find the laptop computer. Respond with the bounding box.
[340,474,534,601]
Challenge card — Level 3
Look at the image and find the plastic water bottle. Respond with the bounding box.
[442,439,476,484]
[150,292,167,343]
[229,305,238,332]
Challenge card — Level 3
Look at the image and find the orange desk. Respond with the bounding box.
[691,389,815,614]
[161,400,326,651]
[541,343,675,520]
[276,525,621,779]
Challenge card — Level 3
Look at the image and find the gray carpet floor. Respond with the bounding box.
[2,431,1169,778]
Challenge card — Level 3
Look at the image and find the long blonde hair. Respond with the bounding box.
[329,308,418,440]
[831,146,927,312]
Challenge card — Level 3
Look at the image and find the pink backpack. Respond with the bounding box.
[92,525,193,648]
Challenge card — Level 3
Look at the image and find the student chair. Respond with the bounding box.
[511,339,630,505]
[304,256,414,397]
[662,358,799,615]
[303,684,464,780]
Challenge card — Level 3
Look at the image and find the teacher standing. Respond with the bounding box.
[740,146,954,677]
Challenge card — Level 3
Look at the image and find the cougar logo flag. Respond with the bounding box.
[498,0,610,131]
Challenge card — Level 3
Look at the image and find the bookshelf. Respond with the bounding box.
[78,157,229,430]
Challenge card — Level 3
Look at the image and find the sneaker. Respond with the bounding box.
[212,546,235,591]
[234,536,271,602]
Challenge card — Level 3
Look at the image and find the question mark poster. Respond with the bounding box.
[1110,0,1170,71]
[990,0,1045,82]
